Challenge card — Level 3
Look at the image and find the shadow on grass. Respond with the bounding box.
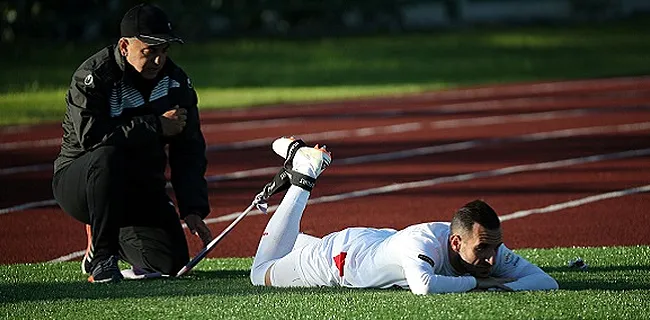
[1,269,250,303]
[549,265,650,291]
[558,280,650,291]
[1,269,355,303]
[186,269,250,279]
[4,264,649,304]
[545,265,650,273]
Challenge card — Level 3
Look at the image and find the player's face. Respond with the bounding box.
[458,223,502,278]
[121,38,169,79]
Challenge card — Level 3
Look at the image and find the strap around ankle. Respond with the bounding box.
[289,171,316,191]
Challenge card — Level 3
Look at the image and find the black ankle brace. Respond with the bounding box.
[282,138,317,191]
[289,171,316,191]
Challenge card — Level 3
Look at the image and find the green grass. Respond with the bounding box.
[2,246,649,319]
[1,18,649,125]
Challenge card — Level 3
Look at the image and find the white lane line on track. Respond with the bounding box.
[1,103,647,180]
[358,97,650,121]
[431,109,588,129]
[0,200,58,215]
[5,120,650,215]
[48,148,650,263]
[499,184,650,222]
[202,119,298,132]
[412,77,650,101]
[2,102,647,151]
[0,107,585,173]
[339,121,650,165]
[3,77,649,146]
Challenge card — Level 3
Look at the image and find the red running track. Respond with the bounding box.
[1,77,649,265]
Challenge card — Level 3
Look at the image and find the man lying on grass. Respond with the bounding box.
[250,137,558,294]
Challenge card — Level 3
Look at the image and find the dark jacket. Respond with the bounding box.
[54,45,209,219]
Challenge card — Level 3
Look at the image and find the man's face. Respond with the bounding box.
[453,223,503,278]
[121,38,169,79]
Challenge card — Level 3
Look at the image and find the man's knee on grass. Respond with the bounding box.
[250,261,274,286]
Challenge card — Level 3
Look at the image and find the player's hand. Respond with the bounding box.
[184,214,212,247]
[474,277,516,292]
[159,106,187,136]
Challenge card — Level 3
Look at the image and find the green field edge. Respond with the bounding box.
[2,17,649,126]
[0,84,440,126]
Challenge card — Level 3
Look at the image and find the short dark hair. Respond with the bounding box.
[450,200,501,234]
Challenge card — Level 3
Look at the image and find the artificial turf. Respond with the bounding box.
[2,246,649,319]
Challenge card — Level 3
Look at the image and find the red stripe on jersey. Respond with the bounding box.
[333,252,347,277]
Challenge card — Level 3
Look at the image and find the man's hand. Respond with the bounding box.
[475,277,516,292]
[159,106,187,136]
[184,214,212,247]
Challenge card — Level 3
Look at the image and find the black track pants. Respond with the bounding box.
[52,146,189,275]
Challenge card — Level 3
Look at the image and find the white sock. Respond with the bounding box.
[251,185,310,270]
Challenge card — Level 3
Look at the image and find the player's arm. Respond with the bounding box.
[403,259,477,294]
[167,78,210,220]
[490,245,559,291]
[67,68,161,150]
[399,236,477,294]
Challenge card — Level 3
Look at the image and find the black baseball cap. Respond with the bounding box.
[120,3,184,45]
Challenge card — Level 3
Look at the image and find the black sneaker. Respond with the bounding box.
[88,256,123,283]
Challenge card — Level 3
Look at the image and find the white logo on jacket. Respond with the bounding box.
[84,74,94,86]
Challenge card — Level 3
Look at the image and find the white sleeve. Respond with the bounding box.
[403,262,477,294]
[399,236,476,294]
[491,245,559,291]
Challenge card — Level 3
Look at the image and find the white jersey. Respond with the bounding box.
[294,222,556,294]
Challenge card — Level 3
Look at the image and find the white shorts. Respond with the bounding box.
[265,233,326,287]
[269,228,394,288]
[268,232,342,287]
[267,249,308,287]
[272,227,402,288]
